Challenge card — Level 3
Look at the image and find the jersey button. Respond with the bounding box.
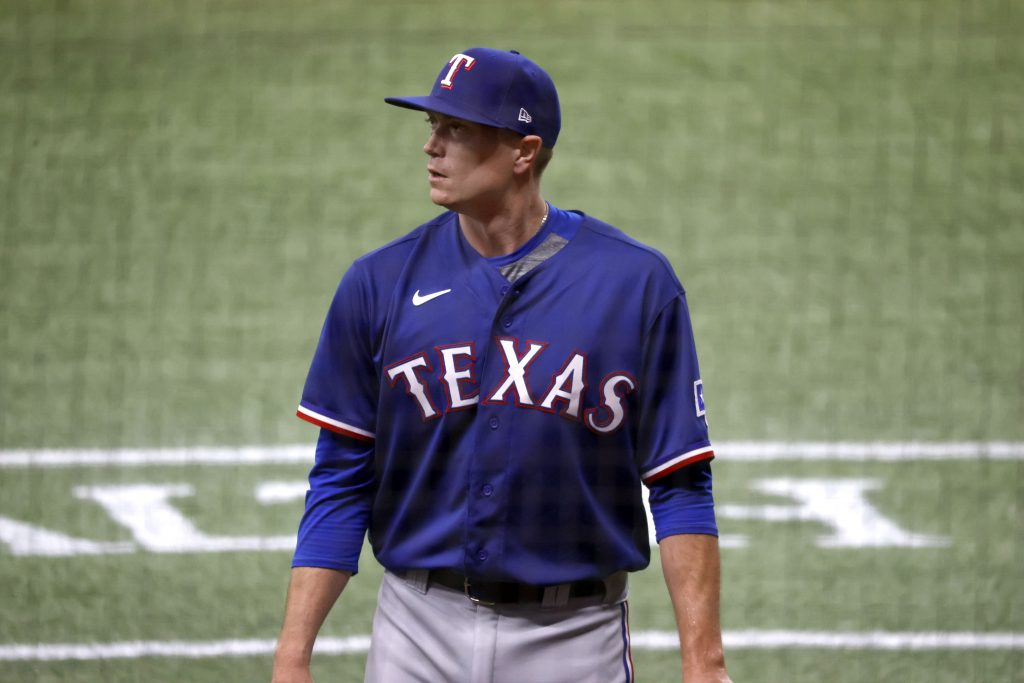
[488,417,499,430]
[481,484,494,497]
[476,549,488,562]
[502,318,512,328]
[500,285,510,295]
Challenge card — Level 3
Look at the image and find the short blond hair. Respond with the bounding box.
[535,147,554,177]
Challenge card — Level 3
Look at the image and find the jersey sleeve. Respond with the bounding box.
[296,261,378,442]
[647,460,718,540]
[636,292,715,484]
[292,428,376,573]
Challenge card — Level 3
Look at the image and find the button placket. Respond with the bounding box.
[465,279,528,574]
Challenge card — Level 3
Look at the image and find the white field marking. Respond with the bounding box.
[0,476,948,557]
[2,442,1023,468]
[718,441,1024,461]
[647,630,1024,651]
[0,445,311,468]
[718,478,950,548]
[1,631,1021,661]
[73,484,295,553]
[0,637,369,661]
[255,481,309,504]
[0,517,134,557]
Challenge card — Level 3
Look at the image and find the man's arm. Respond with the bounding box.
[659,533,732,683]
[272,567,352,683]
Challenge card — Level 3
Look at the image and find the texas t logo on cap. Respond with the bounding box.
[384,47,562,148]
[440,53,476,90]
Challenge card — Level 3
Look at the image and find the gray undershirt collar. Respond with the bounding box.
[498,232,569,283]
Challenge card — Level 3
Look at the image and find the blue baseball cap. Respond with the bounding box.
[385,47,561,149]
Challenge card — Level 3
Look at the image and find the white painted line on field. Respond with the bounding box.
[0,636,368,661]
[1,442,1022,468]
[720,441,1024,461]
[0,631,1020,661]
[0,445,311,468]
[255,481,309,504]
[700,630,1024,650]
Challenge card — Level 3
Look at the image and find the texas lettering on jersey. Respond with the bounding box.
[385,336,636,434]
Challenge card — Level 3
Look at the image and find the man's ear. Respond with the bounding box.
[513,135,544,175]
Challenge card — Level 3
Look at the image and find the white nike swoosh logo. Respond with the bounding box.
[412,288,452,306]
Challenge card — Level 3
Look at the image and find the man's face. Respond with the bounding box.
[422,112,521,212]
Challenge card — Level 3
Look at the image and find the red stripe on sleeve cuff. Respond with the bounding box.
[642,448,715,484]
[295,409,375,443]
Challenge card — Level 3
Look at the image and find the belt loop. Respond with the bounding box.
[404,569,430,594]
[541,583,571,608]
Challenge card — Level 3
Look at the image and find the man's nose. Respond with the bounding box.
[423,131,442,156]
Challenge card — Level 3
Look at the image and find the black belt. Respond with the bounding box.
[426,568,612,606]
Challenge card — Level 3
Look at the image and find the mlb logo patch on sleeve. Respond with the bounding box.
[694,380,706,417]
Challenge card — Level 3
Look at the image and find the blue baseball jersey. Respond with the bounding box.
[295,206,715,584]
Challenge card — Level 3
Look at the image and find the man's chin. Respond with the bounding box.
[428,189,455,210]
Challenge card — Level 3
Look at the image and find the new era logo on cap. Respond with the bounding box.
[384,47,561,148]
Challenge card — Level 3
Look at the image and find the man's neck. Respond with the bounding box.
[457,194,549,258]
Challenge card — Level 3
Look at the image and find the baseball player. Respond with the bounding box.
[272,48,731,683]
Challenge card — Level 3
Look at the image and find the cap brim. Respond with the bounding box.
[384,95,507,131]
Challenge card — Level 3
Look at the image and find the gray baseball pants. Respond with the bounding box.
[363,570,634,683]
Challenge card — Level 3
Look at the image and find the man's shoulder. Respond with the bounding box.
[349,211,454,277]
[574,212,684,289]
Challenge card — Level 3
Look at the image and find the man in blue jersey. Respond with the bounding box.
[272,48,731,683]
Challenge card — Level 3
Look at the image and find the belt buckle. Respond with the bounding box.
[463,576,496,606]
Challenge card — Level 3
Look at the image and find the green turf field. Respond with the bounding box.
[2,0,1022,681]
